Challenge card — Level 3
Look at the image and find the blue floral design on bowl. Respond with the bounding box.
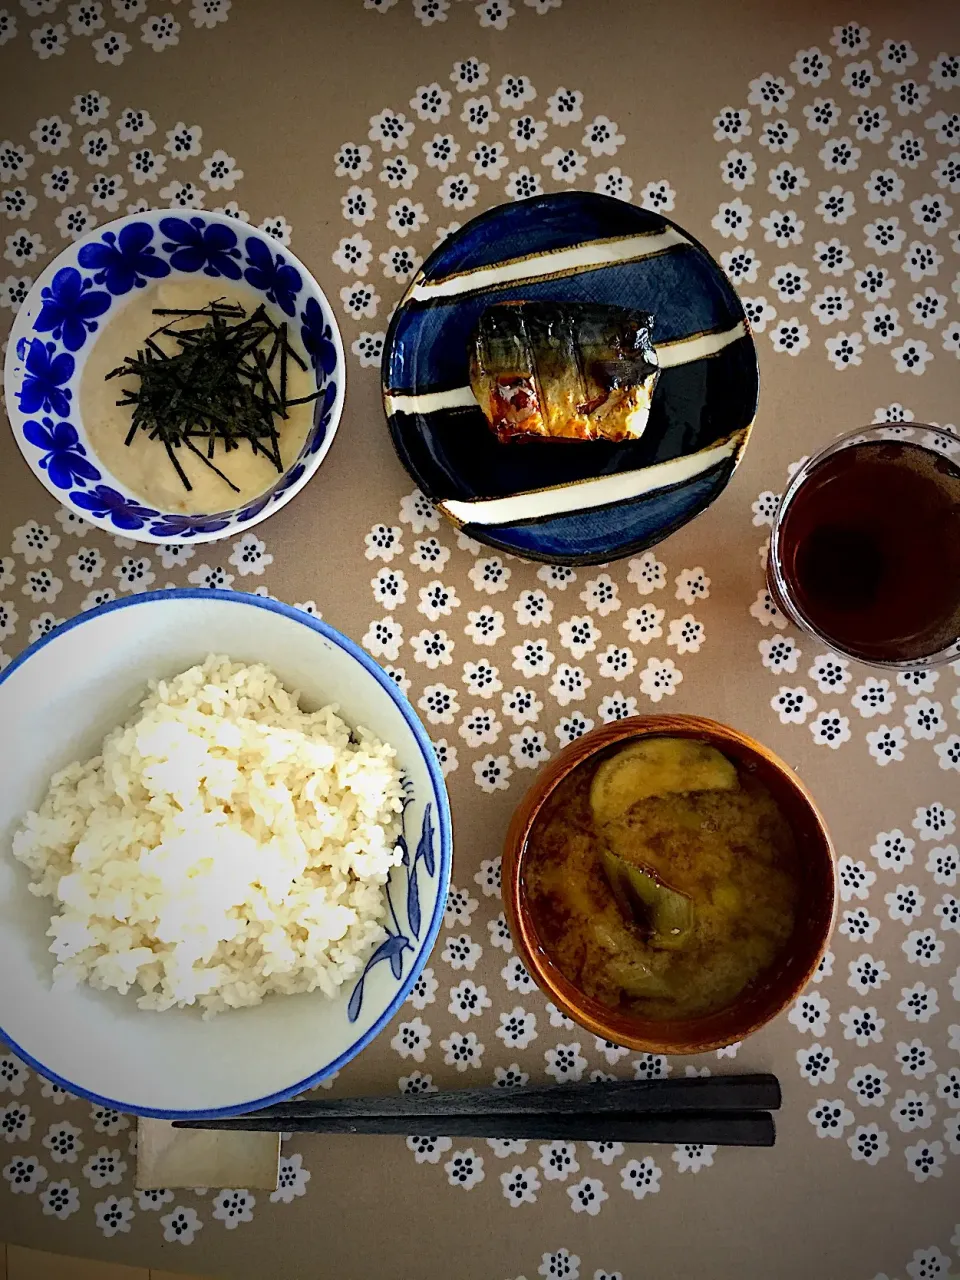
[147,511,234,540]
[77,222,171,295]
[4,210,345,545]
[243,236,302,316]
[23,417,101,491]
[32,267,111,352]
[308,381,339,456]
[348,794,436,1022]
[300,297,339,376]
[69,484,159,531]
[16,338,74,418]
[159,215,243,279]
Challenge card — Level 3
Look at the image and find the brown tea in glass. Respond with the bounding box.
[768,425,960,669]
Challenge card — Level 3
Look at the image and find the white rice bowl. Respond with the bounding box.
[13,655,405,1018]
[0,591,450,1117]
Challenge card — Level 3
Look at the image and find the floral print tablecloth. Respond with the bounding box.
[1,2,959,1278]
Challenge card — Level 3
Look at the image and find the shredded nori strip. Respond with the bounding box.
[105,299,319,493]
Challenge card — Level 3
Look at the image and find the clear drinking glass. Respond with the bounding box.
[767,423,960,670]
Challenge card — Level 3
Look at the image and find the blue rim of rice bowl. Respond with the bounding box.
[0,588,453,1119]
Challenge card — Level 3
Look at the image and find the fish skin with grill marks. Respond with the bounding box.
[469,301,660,445]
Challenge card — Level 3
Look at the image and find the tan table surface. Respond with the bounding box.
[1,2,959,1277]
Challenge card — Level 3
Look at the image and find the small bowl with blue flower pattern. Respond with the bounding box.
[4,211,345,544]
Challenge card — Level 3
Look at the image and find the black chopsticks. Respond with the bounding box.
[174,1073,780,1147]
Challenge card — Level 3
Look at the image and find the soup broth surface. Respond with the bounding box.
[524,737,800,1020]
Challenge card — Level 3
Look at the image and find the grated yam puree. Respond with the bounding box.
[12,655,405,1017]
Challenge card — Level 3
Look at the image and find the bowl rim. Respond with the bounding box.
[502,713,837,1054]
[3,209,346,546]
[0,588,453,1118]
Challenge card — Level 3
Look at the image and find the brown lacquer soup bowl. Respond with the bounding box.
[502,715,837,1055]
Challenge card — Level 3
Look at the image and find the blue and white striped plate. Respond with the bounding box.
[382,192,759,565]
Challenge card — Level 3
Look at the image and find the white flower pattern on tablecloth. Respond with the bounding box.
[789,992,831,1037]
[849,1123,890,1165]
[797,1043,839,1086]
[0,20,957,1270]
[848,1064,890,1106]
[672,1144,717,1172]
[465,722,503,770]
[41,1177,81,1218]
[42,1120,83,1163]
[3,1153,48,1194]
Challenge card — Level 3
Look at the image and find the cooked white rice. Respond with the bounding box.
[12,655,404,1016]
